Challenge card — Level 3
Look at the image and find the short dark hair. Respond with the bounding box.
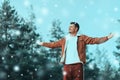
[70,22,80,31]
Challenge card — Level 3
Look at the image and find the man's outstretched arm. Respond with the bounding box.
[83,33,114,44]
[36,38,64,48]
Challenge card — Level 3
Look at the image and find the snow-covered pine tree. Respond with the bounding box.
[0,0,47,80]
[45,20,64,80]
[48,19,64,63]
[113,37,120,79]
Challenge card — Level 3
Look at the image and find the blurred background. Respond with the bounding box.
[0,0,120,80]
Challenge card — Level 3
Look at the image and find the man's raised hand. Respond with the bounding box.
[36,40,43,46]
[107,33,114,39]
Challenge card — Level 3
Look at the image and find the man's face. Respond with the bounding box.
[69,24,78,34]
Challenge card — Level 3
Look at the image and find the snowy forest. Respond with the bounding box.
[0,0,120,80]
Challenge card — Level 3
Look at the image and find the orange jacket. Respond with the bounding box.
[42,35,109,64]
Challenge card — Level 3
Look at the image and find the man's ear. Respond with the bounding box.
[75,27,78,32]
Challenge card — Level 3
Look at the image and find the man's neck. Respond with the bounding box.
[70,33,77,36]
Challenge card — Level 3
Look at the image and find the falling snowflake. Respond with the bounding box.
[50,74,52,77]
[13,65,20,72]
[114,32,120,38]
[84,5,88,9]
[35,68,37,71]
[89,0,95,5]
[3,12,7,15]
[37,18,43,24]
[63,71,67,75]
[15,30,21,36]
[21,74,23,76]
[9,44,14,49]
[2,57,5,60]
[97,9,102,15]
[79,12,86,18]
[41,7,49,16]
[24,0,30,7]
[114,7,119,12]
[8,75,10,78]
[11,56,14,58]
[88,63,94,70]
[54,4,58,8]
[61,9,69,17]
[2,34,6,39]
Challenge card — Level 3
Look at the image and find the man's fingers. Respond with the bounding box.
[108,33,114,39]
[36,40,41,45]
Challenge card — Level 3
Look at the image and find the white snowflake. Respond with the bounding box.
[2,34,6,39]
[88,63,94,70]
[89,0,95,5]
[2,57,5,60]
[63,71,67,75]
[102,24,109,30]
[50,75,52,77]
[11,56,14,58]
[24,0,30,7]
[13,65,20,72]
[3,12,7,15]
[54,4,58,8]
[84,5,88,9]
[79,12,86,18]
[69,0,75,5]
[114,7,119,12]
[114,32,120,38]
[41,7,49,16]
[35,68,37,71]
[21,74,23,76]
[9,44,14,48]
[15,30,21,36]
[29,56,32,59]
[110,18,114,22]
[8,75,10,77]
[62,9,69,17]
[97,9,102,15]
[36,18,43,24]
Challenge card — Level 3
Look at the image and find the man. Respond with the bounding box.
[37,22,114,80]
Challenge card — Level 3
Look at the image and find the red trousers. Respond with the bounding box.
[63,63,84,80]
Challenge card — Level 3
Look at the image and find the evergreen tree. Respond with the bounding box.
[84,47,100,80]
[48,19,64,63]
[44,20,64,80]
[0,0,47,80]
[113,37,120,79]
[87,46,116,80]
[114,37,120,58]
[113,20,120,80]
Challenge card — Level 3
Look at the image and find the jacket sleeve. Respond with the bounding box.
[42,38,64,48]
[82,35,109,44]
